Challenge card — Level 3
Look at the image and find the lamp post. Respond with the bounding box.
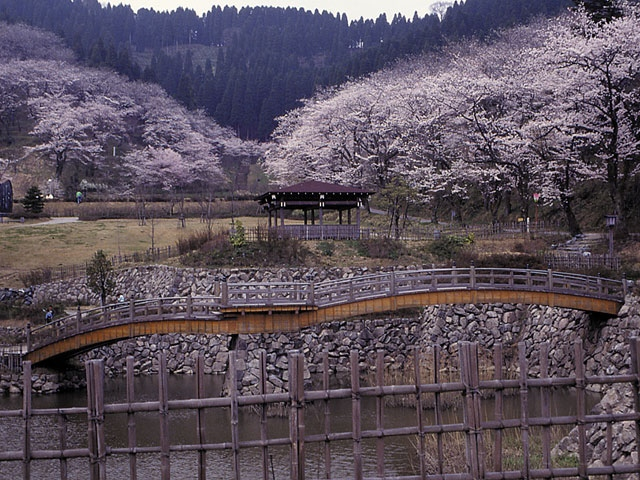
[605,214,617,258]
[533,193,540,231]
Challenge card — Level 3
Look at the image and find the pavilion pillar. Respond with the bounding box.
[311,209,315,225]
[339,211,343,225]
[348,209,352,225]
[304,209,308,225]
[280,205,285,226]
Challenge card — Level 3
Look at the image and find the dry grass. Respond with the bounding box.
[0,215,266,287]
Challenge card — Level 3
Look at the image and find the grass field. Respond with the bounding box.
[0,215,266,287]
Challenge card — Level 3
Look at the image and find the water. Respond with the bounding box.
[0,375,597,480]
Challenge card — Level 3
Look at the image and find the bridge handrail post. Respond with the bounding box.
[390,271,396,296]
[308,282,315,305]
[128,300,135,322]
[76,307,82,333]
[470,264,476,289]
[547,268,553,292]
[622,274,628,298]
[26,323,31,352]
[221,282,229,306]
[187,295,193,317]
[452,264,457,286]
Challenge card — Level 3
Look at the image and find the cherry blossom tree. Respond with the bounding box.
[544,4,640,233]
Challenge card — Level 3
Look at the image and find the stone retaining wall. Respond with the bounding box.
[2,265,640,475]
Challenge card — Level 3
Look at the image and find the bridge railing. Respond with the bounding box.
[25,268,625,354]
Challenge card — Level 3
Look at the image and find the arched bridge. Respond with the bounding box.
[24,267,627,365]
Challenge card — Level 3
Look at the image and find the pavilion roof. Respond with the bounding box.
[257,180,374,203]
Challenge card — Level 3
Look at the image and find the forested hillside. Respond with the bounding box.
[0,22,261,200]
[0,0,571,139]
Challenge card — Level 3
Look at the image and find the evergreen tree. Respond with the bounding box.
[86,250,116,306]
[21,186,45,214]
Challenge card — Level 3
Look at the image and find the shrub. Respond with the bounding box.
[317,241,335,256]
[428,234,474,260]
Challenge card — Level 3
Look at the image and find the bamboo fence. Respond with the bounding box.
[0,339,639,479]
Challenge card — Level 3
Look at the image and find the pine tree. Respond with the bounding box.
[21,186,45,214]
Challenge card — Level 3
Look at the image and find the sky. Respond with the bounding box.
[106,0,440,21]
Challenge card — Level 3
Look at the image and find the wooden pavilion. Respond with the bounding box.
[256,180,374,240]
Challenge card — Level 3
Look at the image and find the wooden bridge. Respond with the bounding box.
[24,267,627,365]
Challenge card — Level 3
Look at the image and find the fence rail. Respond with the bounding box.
[1,339,639,479]
[25,268,626,355]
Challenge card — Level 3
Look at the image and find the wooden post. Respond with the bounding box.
[460,342,484,479]
[629,337,640,480]
[22,360,32,480]
[493,344,503,473]
[222,282,229,306]
[197,355,207,480]
[547,268,553,291]
[259,351,269,480]
[323,352,331,477]
[289,351,305,480]
[470,263,476,289]
[574,339,588,480]
[230,350,241,480]
[350,350,363,480]
[308,282,315,306]
[433,345,444,474]
[389,271,396,296]
[93,361,107,480]
[540,343,551,471]
[127,356,137,480]
[159,352,170,480]
[413,347,426,478]
[187,295,193,317]
[518,343,530,479]
[375,350,385,478]
[86,361,98,480]
[59,413,68,480]
[25,323,31,352]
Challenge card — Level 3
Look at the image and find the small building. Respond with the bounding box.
[256,180,374,240]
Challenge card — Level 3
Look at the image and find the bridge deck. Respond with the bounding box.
[24,267,626,365]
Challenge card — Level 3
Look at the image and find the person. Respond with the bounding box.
[76,191,83,204]
[117,294,125,303]
[44,306,53,323]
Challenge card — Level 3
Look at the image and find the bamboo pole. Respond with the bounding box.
[433,345,445,475]
[350,350,363,480]
[375,350,385,478]
[127,356,137,480]
[259,350,269,480]
[493,343,503,473]
[413,347,426,478]
[518,342,531,479]
[196,354,207,480]
[22,360,32,480]
[574,339,588,480]
[159,352,170,480]
[230,350,241,480]
[59,413,68,480]
[323,351,331,478]
[540,343,551,471]
[86,360,98,480]
[628,337,640,480]
[92,361,107,480]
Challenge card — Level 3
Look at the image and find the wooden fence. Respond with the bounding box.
[2,339,639,479]
[544,253,621,271]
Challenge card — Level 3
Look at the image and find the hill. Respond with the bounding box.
[0,0,572,140]
[0,22,261,200]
